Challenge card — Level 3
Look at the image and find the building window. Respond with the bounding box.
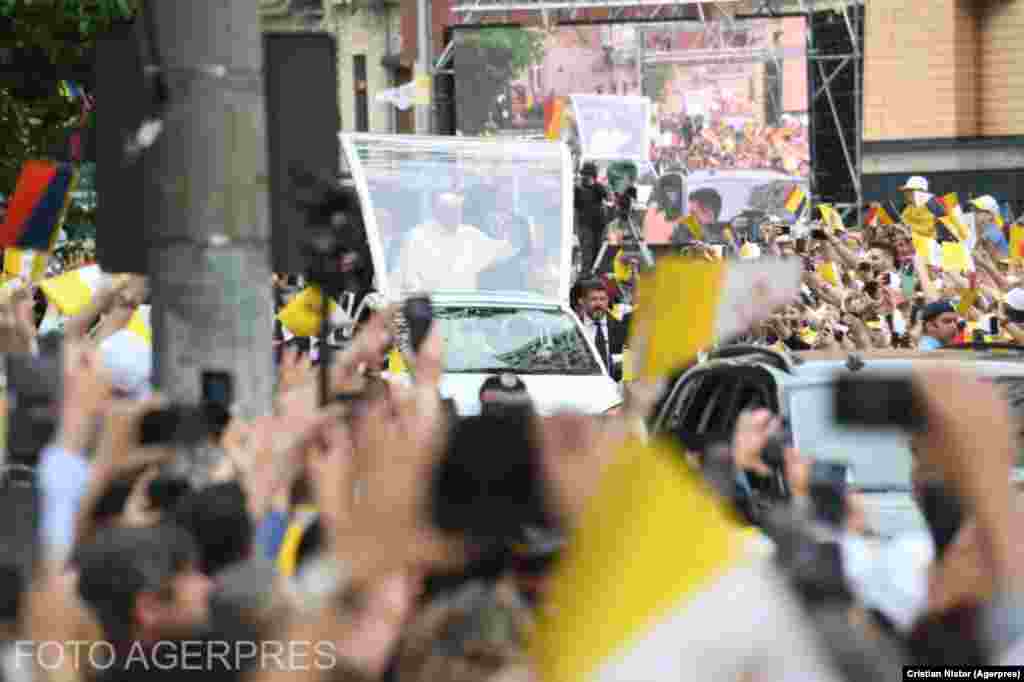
[354,55,369,132]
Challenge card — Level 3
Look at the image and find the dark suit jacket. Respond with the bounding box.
[587,314,630,381]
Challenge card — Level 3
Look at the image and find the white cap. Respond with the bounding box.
[898,176,929,192]
[970,195,999,214]
[100,331,153,399]
[1006,288,1024,314]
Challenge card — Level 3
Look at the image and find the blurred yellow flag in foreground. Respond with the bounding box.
[630,257,801,381]
[532,438,741,682]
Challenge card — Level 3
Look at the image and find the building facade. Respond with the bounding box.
[260,0,410,134]
[863,0,1024,210]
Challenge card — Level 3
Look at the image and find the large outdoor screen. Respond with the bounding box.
[453,19,810,237]
[453,19,809,176]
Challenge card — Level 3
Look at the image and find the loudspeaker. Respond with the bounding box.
[94,29,341,274]
[94,23,152,273]
[264,33,341,274]
[808,8,863,206]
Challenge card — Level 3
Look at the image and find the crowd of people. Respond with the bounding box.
[652,113,811,177]
[583,172,1024,356]
[732,176,1024,353]
[0,163,1024,682]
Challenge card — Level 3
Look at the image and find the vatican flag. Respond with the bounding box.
[629,256,802,381]
[39,264,107,316]
[276,286,349,338]
[532,438,842,681]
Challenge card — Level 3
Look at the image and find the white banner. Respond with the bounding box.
[570,94,651,161]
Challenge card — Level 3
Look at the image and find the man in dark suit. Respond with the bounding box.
[574,162,609,274]
[575,278,628,382]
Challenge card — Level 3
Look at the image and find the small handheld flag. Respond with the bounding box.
[39,265,106,316]
[783,186,807,217]
[276,285,346,338]
[0,161,79,252]
[630,257,801,381]
[544,96,566,141]
[864,203,895,227]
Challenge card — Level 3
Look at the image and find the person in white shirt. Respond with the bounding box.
[397,191,518,292]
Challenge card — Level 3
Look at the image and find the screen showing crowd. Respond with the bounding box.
[453,18,809,177]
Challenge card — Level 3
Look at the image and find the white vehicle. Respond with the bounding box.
[341,133,623,415]
[432,291,622,416]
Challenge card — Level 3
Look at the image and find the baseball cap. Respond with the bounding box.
[99,330,153,399]
[898,176,929,192]
[970,195,1000,214]
[1005,288,1024,324]
[921,300,956,324]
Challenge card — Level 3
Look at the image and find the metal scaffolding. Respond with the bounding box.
[434,0,864,221]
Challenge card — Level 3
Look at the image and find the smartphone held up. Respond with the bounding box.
[833,374,926,431]
[140,370,234,447]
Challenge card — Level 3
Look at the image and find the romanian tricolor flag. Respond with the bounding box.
[544,96,566,141]
[783,186,807,218]
[865,203,895,227]
[0,161,79,251]
[628,257,802,381]
[276,285,347,338]
[39,265,107,317]
[925,194,968,242]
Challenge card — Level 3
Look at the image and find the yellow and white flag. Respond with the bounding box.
[39,264,106,316]
[533,439,842,682]
[277,286,350,338]
[630,257,802,381]
[125,304,152,345]
[3,248,48,282]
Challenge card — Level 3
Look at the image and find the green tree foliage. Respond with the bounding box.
[0,0,136,196]
[461,26,546,80]
[454,27,546,135]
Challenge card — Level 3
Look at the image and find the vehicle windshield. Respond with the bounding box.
[342,135,569,300]
[436,306,602,375]
[787,384,912,491]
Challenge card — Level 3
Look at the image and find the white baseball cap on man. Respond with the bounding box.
[898,176,929,192]
[970,195,999,214]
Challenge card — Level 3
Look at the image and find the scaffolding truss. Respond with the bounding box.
[435,0,864,222]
